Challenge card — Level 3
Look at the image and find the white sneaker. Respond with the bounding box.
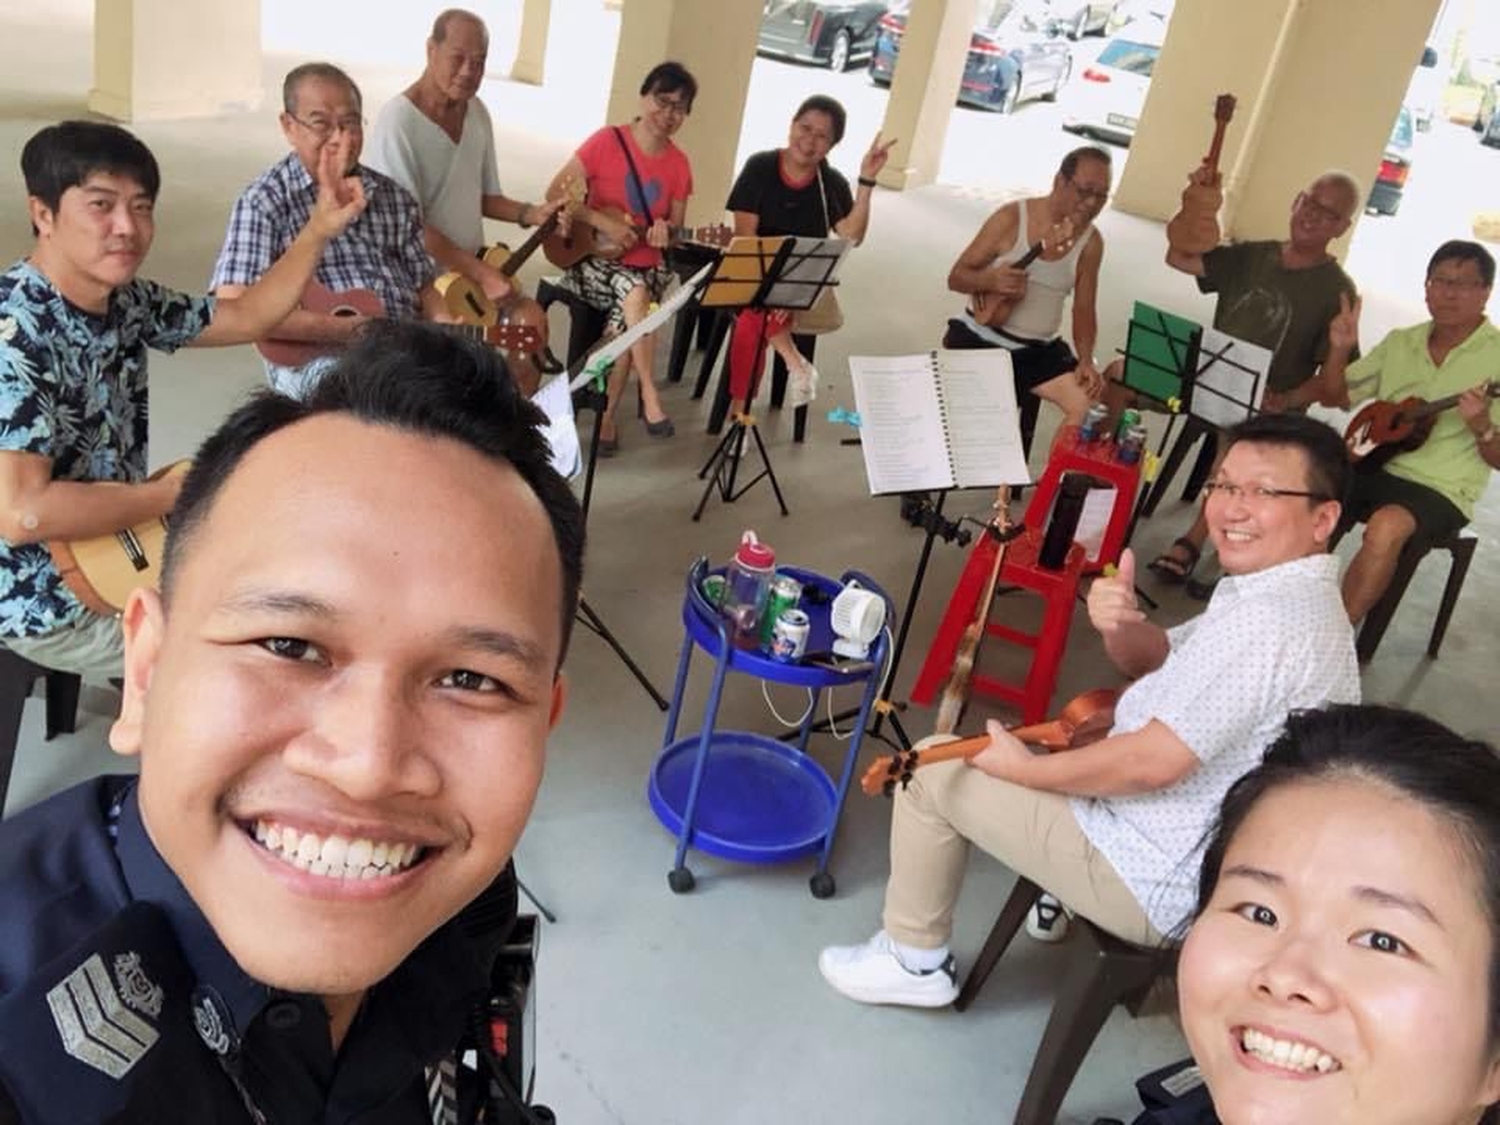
[1025,894,1071,943]
[788,363,818,409]
[818,930,958,1007]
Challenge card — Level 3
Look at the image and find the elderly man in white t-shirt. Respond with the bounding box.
[366,7,563,390]
[820,412,1361,1008]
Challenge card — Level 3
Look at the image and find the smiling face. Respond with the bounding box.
[110,414,566,999]
[1056,154,1111,229]
[1204,441,1340,577]
[1424,255,1492,332]
[786,109,837,171]
[425,14,488,104]
[1179,776,1500,1125]
[28,171,155,312]
[280,75,363,177]
[1288,175,1355,254]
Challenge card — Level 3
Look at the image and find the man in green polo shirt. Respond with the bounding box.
[1321,239,1500,623]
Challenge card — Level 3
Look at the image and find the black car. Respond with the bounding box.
[757,1,889,72]
[870,0,1072,114]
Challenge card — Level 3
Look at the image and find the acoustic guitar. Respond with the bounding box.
[972,219,1077,329]
[543,209,732,270]
[255,281,384,368]
[48,461,192,616]
[1344,381,1500,468]
[1166,93,1237,256]
[860,688,1119,798]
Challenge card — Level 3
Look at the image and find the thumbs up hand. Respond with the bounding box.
[1088,548,1146,635]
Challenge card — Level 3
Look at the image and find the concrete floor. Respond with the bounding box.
[3,3,1497,1123]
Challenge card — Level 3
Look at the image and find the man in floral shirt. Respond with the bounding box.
[0,120,365,678]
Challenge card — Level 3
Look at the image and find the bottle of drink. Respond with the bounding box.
[723,531,776,649]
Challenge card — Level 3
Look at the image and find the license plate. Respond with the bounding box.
[1106,113,1138,129]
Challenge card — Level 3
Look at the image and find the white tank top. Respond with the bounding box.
[964,200,1089,344]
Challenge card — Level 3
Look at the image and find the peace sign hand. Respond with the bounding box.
[859,133,897,182]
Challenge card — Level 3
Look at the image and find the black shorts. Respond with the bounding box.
[942,318,1077,394]
[1339,464,1467,547]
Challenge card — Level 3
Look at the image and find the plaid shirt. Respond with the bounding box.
[210,153,435,317]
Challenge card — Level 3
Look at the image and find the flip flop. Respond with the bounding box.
[1148,536,1200,584]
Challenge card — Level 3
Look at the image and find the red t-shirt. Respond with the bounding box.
[575,125,694,269]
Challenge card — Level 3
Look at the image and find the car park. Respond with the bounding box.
[756,0,889,72]
[869,0,1072,114]
[1059,17,1164,145]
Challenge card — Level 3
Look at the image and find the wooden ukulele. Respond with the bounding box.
[48,461,191,616]
[1166,93,1237,256]
[255,281,384,368]
[543,209,732,269]
[972,219,1076,329]
[862,688,1119,797]
[934,489,1022,735]
[1344,381,1500,468]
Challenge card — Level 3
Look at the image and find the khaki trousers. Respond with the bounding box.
[881,747,1162,950]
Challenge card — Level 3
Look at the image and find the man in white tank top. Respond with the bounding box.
[943,147,1111,449]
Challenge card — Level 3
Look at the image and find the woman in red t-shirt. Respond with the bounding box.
[547,62,696,453]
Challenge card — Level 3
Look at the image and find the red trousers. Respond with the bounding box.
[727,308,794,401]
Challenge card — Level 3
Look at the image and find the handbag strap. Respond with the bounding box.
[816,164,830,235]
[612,125,653,222]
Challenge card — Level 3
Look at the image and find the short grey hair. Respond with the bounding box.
[281,62,362,115]
[1311,169,1363,219]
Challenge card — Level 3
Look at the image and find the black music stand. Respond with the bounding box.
[690,235,848,522]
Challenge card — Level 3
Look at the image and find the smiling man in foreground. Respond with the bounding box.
[0,322,583,1123]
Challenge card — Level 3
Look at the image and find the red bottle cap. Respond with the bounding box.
[735,531,775,569]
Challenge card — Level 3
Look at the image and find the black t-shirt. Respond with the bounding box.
[725,149,854,238]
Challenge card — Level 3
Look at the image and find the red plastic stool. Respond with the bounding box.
[910,527,1084,725]
[1023,425,1142,574]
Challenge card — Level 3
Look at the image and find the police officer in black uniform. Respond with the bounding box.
[0,321,583,1123]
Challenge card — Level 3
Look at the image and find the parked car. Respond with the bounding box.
[1046,1,1117,40]
[1059,18,1164,145]
[1475,80,1500,145]
[1405,44,1442,132]
[756,1,889,72]
[869,0,1072,114]
[1367,104,1415,216]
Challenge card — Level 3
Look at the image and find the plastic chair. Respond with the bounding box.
[955,876,1172,1125]
[1,648,82,815]
[1333,526,1479,664]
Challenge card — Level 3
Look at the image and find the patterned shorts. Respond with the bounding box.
[565,257,673,334]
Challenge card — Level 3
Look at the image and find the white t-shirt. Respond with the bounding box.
[1070,552,1360,937]
[366,94,502,254]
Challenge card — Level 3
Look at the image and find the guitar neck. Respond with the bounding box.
[500,213,562,278]
[1414,381,1499,421]
[1014,240,1045,270]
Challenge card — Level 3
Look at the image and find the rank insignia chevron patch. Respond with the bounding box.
[45,952,161,1078]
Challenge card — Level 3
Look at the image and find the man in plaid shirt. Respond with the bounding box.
[211,62,444,397]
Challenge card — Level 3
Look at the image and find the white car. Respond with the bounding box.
[1059,18,1164,146]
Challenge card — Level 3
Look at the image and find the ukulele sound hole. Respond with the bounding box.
[329,304,360,319]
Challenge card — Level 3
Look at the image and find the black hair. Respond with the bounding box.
[794,95,847,146]
[162,321,585,663]
[1058,145,1111,180]
[281,62,363,116]
[1428,239,1496,289]
[1194,704,1500,1066]
[431,7,486,44]
[1222,411,1351,509]
[21,121,161,234]
[638,61,697,111]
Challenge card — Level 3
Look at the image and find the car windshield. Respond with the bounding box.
[1388,105,1414,151]
[1096,38,1159,76]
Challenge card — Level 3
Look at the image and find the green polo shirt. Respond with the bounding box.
[1345,319,1500,519]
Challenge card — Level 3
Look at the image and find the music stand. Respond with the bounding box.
[690,235,850,521]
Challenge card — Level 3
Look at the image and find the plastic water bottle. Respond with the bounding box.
[723,531,775,649]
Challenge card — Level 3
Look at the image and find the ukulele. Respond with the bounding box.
[543,209,732,269]
[861,688,1119,798]
[1344,381,1500,468]
[1166,93,1237,256]
[972,218,1077,329]
[255,281,384,368]
[48,461,191,616]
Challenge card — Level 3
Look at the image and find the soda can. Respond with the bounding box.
[770,609,811,662]
[1114,408,1142,443]
[760,574,804,647]
[1117,424,1148,465]
[700,573,727,607]
[1078,402,1109,443]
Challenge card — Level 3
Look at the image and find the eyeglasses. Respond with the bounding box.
[1425,274,1489,292]
[1069,178,1109,204]
[288,114,365,139]
[1202,481,1331,504]
[650,94,691,117]
[1295,192,1346,224]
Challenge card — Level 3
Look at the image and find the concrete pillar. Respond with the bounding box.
[509,0,552,86]
[1114,0,1440,247]
[89,0,263,122]
[873,0,978,190]
[604,0,762,226]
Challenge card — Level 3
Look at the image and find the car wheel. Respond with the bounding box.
[999,73,1023,114]
[1071,10,1088,40]
[1043,58,1070,101]
[829,30,851,72]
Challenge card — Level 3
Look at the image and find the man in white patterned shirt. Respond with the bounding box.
[211,63,445,397]
[820,412,1361,1007]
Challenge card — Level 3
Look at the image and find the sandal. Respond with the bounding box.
[1147,536,1200,584]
